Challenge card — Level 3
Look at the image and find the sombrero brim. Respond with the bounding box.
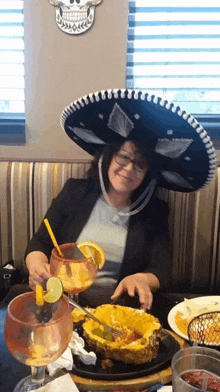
[60,89,217,192]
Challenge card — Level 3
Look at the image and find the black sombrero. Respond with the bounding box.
[60,89,217,193]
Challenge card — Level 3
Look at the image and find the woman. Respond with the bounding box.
[25,88,216,312]
[25,138,171,311]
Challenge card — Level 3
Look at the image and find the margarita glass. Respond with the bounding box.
[50,243,98,301]
[4,291,73,392]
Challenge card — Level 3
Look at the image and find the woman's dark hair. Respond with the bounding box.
[87,138,161,202]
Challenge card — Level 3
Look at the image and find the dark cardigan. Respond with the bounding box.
[25,179,172,290]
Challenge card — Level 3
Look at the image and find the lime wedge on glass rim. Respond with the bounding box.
[43,277,63,303]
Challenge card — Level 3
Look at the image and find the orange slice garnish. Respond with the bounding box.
[77,241,106,269]
[36,285,44,306]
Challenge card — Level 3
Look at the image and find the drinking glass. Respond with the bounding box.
[171,346,220,392]
[4,291,73,392]
[50,243,98,302]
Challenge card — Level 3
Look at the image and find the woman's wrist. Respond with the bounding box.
[25,251,49,270]
[141,272,160,292]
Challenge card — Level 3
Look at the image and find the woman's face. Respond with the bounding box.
[108,141,148,196]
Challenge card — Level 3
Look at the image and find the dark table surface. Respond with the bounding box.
[0,307,30,392]
[0,289,200,392]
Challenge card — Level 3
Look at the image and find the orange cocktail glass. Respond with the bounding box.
[50,243,98,295]
[4,291,73,391]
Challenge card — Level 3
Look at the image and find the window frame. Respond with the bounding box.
[0,0,25,145]
[0,113,25,145]
[126,1,220,151]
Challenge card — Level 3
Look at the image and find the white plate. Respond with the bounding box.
[167,296,220,341]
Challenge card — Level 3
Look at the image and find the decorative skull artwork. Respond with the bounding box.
[48,0,103,35]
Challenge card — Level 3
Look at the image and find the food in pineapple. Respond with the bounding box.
[101,358,114,369]
[71,307,95,323]
[82,304,161,364]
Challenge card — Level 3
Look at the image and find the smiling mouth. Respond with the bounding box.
[119,175,132,182]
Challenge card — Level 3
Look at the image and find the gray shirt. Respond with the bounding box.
[76,197,129,285]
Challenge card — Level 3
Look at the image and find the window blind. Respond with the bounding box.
[0,0,25,114]
[126,0,220,116]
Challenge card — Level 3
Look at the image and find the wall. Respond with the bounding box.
[0,0,129,161]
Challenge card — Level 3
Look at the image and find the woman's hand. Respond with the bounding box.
[25,251,51,290]
[111,272,160,311]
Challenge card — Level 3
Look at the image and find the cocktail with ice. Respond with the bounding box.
[50,242,105,298]
[4,289,73,391]
[44,220,105,300]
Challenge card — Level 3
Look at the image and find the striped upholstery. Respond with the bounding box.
[0,160,219,294]
[0,161,90,271]
[157,172,220,293]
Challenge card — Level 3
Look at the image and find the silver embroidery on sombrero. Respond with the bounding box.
[155,138,193,159]
[60,88,217,192]
[68,126,105,145]
[107,103,134,138]
[161,171,194,189]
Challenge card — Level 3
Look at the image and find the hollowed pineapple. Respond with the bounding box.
[82,304,162,364]
[71,307,95,323]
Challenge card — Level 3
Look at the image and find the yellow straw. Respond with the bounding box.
[44,218,64,257]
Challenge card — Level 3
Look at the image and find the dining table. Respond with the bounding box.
[0,298,189,392]
[68,330,187,391]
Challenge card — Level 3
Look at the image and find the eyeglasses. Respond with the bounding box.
[114,153,147,173]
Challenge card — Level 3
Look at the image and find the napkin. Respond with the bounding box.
[30,373,79,392]
[69,331,97,365]
[47,331,97,377]
[159,387,172,392]
[47,347,73,377]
